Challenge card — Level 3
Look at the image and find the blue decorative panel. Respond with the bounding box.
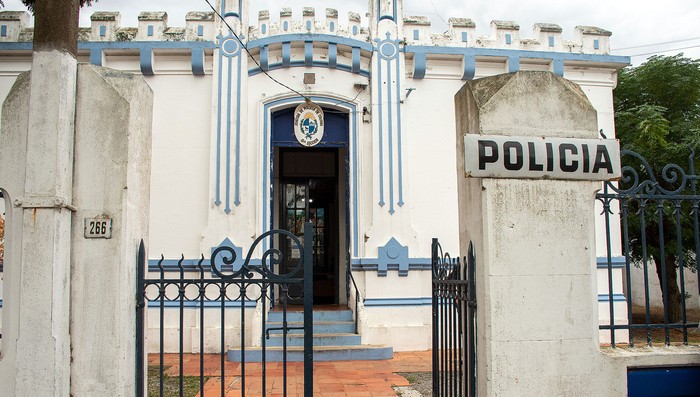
[377,238,409,277]
[271,106,349,147]
[283,21,289,31]
[505,33,512,45]
[261,24,267,34]
[353,26,358,35]
[198,25,204,37]
[306,20,312,31]
[211,238,244,271]
[99,25,106,37]
[594,39,600,50]
[461,32,468,43]
[147,25,154,37]
[413,30,419,40]
[330,21,335,32]
[628,367,700,397]
[548,35,554,47]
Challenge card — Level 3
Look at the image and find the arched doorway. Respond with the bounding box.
[271,104,350,305]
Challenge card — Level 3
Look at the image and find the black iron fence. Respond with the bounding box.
[136,224,314,396]
[597,149,700,347]
[431,238,477,397]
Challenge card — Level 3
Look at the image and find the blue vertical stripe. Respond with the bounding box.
[505,33,511,45]
[215,46,223,206]
[548,36,555,47]
[198,25,204,37]
[328,43,337,68]
[90,49,102,66]
[352,26,358,35]
[351,47,360,73]
[351,112,359,256]
[192,48,205,75]
[508,55,520,73]
[552,58,564,77]
[225,54,233,214]
[261,24,267,34]
[330,22,335,32]
[387,56,394,215]
[395,56,403,207]
[594,39,600,50]
[139,48,154,75]
[235,55,242,206]
[462,32,468,43]
[282,42,291,67]
[306,20,312,31]
[462,54,476,80]
[260,45,269,70]
[147,25,154,37]
[99,25,106,37]
[377,53,385,207]
[283,21,289,31]
[305,41,313,66]
[413,30,419,40]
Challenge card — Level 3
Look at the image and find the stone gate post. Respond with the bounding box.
[454,71,620,395]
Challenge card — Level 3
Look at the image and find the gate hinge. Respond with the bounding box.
[14,196,77,212]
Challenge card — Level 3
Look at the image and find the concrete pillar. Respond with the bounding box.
[454,71,608,395]
[69,64,152,396]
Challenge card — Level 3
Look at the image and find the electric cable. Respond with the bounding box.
[613,36,700,51]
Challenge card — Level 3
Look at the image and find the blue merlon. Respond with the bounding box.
[227,308,393,362]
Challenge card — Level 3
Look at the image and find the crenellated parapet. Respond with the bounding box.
[403,16,612,54]
[250,8,368,40]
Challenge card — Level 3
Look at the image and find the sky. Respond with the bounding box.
[2,0,699,65]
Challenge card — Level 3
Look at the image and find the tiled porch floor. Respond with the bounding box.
[149,350,432,397]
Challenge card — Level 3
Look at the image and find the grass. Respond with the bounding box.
[147,365,208,397]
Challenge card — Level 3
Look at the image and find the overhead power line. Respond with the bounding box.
[613,36,700,51]
[627,44,700,58]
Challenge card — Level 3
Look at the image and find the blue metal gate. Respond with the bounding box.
[432,238,477,397]
[136,223,314,396]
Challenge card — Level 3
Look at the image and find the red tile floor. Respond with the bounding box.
[149,350,432,397]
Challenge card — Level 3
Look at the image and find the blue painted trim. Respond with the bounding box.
[306,20,312,31]
[282,42,291,67]
[140,48,154,75]
[462,55,476,80]
[328,43,337,69]
[192,48,205,75]
[461,32,468,43]
[249,61,371,78]
[598,293,626,302]
[505,33,511,45]
[225,53,233,214]
[379,15,394,22]
[363,297,432,307]
[396,53,404,208]
[263,96,359,256]
[351,47,361,75]
[260,45,269,70]
[0,25,6,37]
[413,52,426,78]
[597,256,626,269]
[377,238,408,276]
[247,34,374,52]
[148,300,257,308]
[377,52,385,207]
[305,41,313,66]
[352,256,432,273]
[387,54,395,215]
[147,25,154,37]
[224,12,239,19]
[403,45,630,66]
[215,44,223,206]
[330,22,335,32]
[234,55,242,207]
[99,25,106,37]
[552,58,564,77]
[261,24,267,35]
[508,55,520,73]
[594,39,600,50]
[413,30,419,40]
[548,36,554,47]
[283,21,289,32]
[89,48,103,66]
[352,26,358,36]
[198,25,204,37]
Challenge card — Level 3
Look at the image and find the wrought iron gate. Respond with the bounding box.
[136,223,314,396]
[432,238,477,397]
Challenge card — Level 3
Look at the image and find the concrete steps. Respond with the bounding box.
[226,308,393,362]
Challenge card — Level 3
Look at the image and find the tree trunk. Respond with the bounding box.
[651,252,684,323]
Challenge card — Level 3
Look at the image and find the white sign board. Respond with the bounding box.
[464,134,621,181]
[84,217,112,239]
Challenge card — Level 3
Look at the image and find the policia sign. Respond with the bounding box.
[464,134,621,181]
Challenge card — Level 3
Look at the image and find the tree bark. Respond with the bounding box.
[651,252,684,323]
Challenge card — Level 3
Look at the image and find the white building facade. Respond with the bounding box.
[0,0,629,353]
